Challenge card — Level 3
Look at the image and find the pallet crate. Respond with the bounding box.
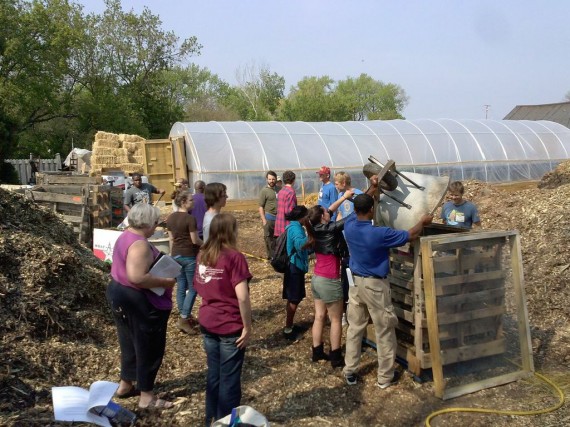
[26,173,118,244]
[366,225,533,399]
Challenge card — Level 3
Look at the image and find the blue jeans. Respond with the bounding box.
[174,256,197,318]
[202,332,245,426]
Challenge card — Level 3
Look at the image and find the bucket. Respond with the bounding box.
[149,237,170,255]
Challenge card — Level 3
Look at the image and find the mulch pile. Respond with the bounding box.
[0,161,569,426]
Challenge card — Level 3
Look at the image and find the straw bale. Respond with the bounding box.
[120,163,144,173]
[133,155,144,164]
[122,141,144,154]
[92,139,120,149]
[91,147,115,156]
[91,155,117,166]
[123,134,146,143]
[116,154,129,164]
[94,131,119,143]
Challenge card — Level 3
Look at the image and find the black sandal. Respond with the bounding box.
[115,386,141,399]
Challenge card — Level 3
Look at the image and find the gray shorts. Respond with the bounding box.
[311,275,343,304]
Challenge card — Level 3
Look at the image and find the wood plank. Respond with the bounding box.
[37,173,102,185]
[394,306,415,324]
[25,190,84,205]
[442,371,531,401]
[436,287,505,309]
[510,234,535,373]
[389,275,414,291]
[421,238,445,398]
[422,230,517,247]
[434,269,506,287]
[432,252,499,273]
[440,338,505,365]
[437,306,504,325]
[438,317,501,340]
[391,287,414,306]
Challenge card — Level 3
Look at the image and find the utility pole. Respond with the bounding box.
[483,104,491,119]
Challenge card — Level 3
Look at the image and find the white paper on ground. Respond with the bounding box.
[52,381,118,427]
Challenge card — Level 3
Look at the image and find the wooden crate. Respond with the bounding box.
[366,225,533,399]
[27,173,119,244]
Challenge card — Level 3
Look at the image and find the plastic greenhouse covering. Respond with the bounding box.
[169,119,570,200]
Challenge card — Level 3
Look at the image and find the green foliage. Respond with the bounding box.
[278,76,350,121]
[0,0,411,165]
[227,63,285,120]
[278,74,408,121]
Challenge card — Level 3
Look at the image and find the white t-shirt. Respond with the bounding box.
[202,211,218,243]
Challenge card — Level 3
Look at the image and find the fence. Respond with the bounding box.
[4,154,62,185]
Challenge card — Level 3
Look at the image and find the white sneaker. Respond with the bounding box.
[342,313,348,327]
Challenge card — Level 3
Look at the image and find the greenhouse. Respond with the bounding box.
[169,119,570,200]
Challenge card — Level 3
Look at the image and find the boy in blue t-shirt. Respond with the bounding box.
[440,181,481,229]
[316,166,338,220]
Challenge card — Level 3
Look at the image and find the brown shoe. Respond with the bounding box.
[187,316,199,328]
[178,318,195,335]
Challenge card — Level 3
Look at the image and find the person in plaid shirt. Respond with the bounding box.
[274,170,297,236]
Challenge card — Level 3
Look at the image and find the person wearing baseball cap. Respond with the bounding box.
[316,166,338,219]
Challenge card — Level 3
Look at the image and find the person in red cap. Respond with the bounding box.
[316,166,338,219]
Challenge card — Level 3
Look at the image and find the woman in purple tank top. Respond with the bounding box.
[107,203,177,409]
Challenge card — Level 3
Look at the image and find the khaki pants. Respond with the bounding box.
[343,276,398,384]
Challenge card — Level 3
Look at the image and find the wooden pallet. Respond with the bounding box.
[365,225,533,399]
[27,173,120,244]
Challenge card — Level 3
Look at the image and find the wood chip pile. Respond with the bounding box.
[90,131,146,176]
[0,161,569,426]
[0,188,111,414]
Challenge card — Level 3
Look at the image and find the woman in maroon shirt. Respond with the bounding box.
[194,213,252,426]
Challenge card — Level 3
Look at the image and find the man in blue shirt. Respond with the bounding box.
[316,166,338,218]
[343,193,432,389]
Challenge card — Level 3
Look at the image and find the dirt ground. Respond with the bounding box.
[1,163,570,426]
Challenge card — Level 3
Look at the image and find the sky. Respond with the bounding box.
[78,0,570,121]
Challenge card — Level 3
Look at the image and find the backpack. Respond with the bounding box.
[271,230,291,273]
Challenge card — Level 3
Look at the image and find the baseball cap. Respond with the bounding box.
[316,166,331,175]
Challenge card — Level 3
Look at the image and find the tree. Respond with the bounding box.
[334,74,408,120]
[277,76,350,121]
[69,0,202,137]
[0,0,85,160]
[229,62,285,120]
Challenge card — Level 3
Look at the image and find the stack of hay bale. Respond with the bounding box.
[90,131,146,176]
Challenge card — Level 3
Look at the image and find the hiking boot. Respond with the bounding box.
[311,343,329,362]
[178,318,194,335]
[329,348,345,368]
[345,373,357,385]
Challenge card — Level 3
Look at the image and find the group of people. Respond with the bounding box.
[113,175,245,425]
[108,169,480,423]
[259,167,481,388]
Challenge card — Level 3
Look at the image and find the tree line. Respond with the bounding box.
[0,0,408,182]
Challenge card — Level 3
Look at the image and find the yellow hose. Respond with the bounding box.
[425,371,565,426]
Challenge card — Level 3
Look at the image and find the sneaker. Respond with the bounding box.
[341,313,348,327]
[377,371,400,389]
[283,327,296,340]
[345,373,357,385]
